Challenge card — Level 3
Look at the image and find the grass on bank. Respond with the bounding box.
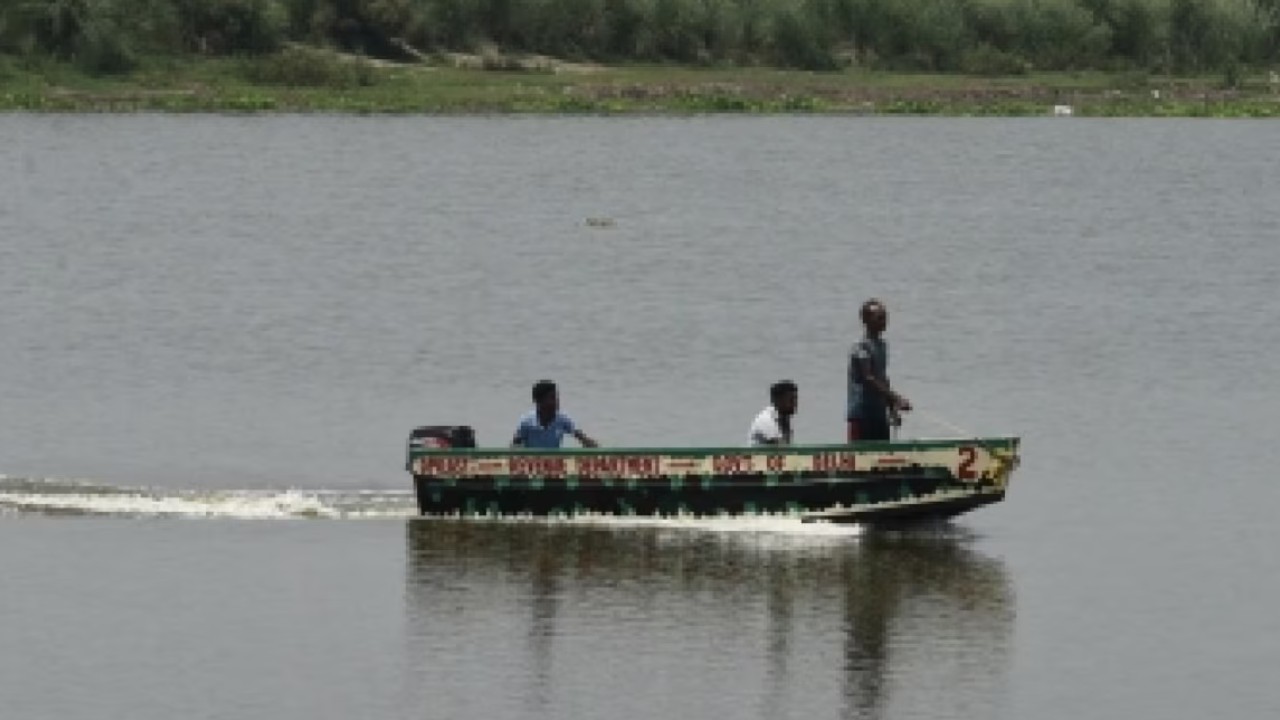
[2,48,1279,116]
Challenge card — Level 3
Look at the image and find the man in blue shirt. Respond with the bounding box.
[847,299,911,442]
[512,380,600,449]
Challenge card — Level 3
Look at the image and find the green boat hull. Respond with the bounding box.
[408,435,1020,526]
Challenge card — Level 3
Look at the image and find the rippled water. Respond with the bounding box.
[2,115,1279,719]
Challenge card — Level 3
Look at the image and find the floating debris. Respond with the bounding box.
[585,217,616,228]
[1052,104,1074,116]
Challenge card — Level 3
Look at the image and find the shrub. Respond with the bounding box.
[770,5,838,70]
[961,42,1028,74]
[75,16,138,73]
[240,45,378,86]
[287,0,429,58]
[171,0,287,54]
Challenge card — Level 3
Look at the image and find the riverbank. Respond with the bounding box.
[3,54,1278,116]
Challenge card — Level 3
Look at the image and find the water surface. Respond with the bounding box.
[2,115,1279,719]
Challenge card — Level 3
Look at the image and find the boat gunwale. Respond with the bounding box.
[407,436,1021,458]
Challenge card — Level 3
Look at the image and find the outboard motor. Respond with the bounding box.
[405,425,476,471]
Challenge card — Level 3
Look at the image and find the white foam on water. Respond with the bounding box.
[0,477,420,520]
[576,514,867,550]
[0,488,326,519]
[566,513,862,536]
[0,487,867,536]
[0,477,864,536]
[415,510,866,545]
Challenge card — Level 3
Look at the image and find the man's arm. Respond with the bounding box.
[856,357,912,412]
[572,429,599,448]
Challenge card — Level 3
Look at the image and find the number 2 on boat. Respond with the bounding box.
[958,447,977,479]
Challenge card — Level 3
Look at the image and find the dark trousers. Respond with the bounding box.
[847,413,891,442]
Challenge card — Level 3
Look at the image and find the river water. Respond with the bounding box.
[1,115,1278,719]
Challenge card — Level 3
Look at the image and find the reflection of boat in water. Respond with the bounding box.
[406,427,1021,527]
[404,520,1015,719]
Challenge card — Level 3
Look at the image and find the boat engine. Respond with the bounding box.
[405,425,476,470]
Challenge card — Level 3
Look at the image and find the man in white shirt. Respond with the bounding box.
[749,380,799,446]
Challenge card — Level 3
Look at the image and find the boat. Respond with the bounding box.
[405,425,1020,527]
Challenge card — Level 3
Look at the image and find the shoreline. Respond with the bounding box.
[3,57,1279,117]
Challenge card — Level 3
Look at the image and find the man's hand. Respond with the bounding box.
[575,431,599,449]
[893,394,912,413]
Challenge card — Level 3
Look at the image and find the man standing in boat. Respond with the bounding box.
[512,380,600,449]
[749,380,798,446]
[847,299,911,442]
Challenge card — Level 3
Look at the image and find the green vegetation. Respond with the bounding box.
[1,57,1277,116]
[4,0,1279,72]
[1,0,1279,115]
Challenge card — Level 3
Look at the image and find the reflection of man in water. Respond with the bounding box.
[403,524,1013,720]
[842,547,893,720]
[837,540,1016,720]
[526,532,559,710]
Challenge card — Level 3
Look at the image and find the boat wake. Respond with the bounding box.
[0,475,418,520]
[0,475,969,542]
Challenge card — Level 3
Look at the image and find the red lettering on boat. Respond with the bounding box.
[633,456,660,477]
[712,455,755,474]
[811,453,857,473]
[576,455,614,477]
[577,455,659,478]
[509,456,567,478]
[417,456,471,476]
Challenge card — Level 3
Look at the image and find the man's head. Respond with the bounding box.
[861,299,888,335]
[771,380,799,416]
[532,380,559,415]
